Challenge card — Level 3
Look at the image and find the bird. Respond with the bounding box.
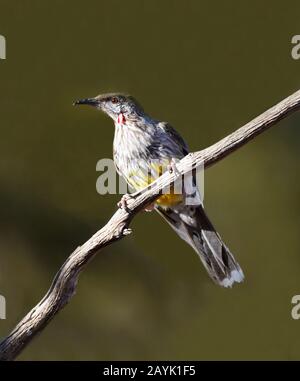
[74,93,244,287]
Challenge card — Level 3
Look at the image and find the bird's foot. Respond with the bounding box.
[117,194,132,211]
[167,158,180,175]
[122,227,132,236]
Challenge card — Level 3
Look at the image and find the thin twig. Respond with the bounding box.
[1,89,300,361]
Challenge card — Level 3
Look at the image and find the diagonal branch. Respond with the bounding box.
[1,89,300,361]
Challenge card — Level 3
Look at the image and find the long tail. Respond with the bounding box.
[155,204,244,287]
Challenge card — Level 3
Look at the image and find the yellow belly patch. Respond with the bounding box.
[126,161,183,207]
[156,193,183,207]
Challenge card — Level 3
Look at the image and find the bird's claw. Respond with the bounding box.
[118,194,132,210]
[122,227,132,236]
[167,158,180,175]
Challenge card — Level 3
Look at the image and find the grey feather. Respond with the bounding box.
[155,204,244,287]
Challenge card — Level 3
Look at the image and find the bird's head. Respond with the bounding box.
[74,93,145,124]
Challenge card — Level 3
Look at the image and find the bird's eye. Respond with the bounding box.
[111,97,118,104]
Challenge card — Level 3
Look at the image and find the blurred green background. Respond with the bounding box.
[0,0,300,360]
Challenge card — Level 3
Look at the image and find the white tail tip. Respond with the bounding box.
[220,268,245,288]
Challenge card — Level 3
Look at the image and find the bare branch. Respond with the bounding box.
[1,89,300,361]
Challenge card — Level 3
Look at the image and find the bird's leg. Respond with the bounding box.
[117,193,132,210]
[167,158,180,175]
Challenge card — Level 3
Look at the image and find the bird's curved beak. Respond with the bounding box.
[73,98,99,107]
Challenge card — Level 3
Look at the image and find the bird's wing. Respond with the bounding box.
[155,121,204,205]
[156,121,189,158]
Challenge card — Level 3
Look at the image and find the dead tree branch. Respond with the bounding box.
[1,89,300,360]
